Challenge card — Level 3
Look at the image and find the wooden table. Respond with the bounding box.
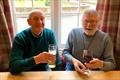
[0,71,120,80]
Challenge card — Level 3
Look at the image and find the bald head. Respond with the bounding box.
[28,10,45,19]
[27,10,45,36]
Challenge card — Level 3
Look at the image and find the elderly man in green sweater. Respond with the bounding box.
[9,10,61,74]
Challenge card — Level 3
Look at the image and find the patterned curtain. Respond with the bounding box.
[0,0,14,71]
[96,0,120,70]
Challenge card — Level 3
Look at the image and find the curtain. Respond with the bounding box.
[0,0,14,71]
[96,0,120,70]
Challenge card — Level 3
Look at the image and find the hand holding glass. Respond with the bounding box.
[48,44,56,68]
[83,50,93,74]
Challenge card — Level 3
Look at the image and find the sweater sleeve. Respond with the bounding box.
[100,34,116,71]
[9,36,36,74]
[63,30,74,63]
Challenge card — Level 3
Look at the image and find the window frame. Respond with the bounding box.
[11,0,97,48]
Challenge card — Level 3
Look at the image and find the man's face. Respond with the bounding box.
[28,11,45,34]
[82,15,99,36]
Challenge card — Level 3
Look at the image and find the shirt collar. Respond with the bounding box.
[30,28,44,38]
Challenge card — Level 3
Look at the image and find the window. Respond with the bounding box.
[12,0,51,33]
[12,0,97,46]
[61,0,97,44]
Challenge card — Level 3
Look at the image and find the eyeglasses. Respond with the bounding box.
[83,20,98,24]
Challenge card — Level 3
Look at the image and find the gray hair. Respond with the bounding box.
[82,9,101,20]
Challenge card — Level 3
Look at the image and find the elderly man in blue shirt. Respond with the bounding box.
[63,9,115,74]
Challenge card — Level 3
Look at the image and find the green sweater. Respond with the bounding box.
[10,28,61,74]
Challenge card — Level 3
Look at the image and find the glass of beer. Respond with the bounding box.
[48,44,56,68]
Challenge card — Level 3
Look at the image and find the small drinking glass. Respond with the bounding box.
[48,44,56,68]
[83,50,93,74]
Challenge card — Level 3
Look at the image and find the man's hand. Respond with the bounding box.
[34,52,56,64]
[72,58,86,74]
[85,58,104,69]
